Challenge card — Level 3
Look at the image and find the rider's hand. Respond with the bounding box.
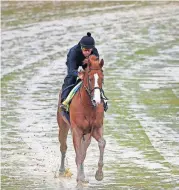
[78,71,84,80]
[83,58,88,65]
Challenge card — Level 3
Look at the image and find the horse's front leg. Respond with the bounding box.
[72,127,85,183]
[92,127,106,181]
[80,133,92,182]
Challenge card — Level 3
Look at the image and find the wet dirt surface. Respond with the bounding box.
[1,2,179,190]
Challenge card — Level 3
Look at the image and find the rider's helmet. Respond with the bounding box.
[80,32,95,49]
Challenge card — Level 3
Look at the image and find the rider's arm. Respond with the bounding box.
[66,49,79,77]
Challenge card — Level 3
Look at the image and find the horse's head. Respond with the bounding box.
[79,55,104,107]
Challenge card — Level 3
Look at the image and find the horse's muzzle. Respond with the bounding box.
[92,99,102,107]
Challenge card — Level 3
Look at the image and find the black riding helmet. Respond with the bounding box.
[80,32,95,49]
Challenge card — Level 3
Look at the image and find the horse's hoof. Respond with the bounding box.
[95,170,104,181]
[59,168,65,174]
[76,181,83,189]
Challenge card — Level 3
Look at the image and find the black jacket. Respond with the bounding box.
[66,42,99,77]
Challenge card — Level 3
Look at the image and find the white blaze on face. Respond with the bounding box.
[93,73,101,104]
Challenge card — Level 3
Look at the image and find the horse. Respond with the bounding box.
[57,55,106,185]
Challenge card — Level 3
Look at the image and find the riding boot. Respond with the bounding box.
[61,81,82,112]
[60,75,77,112]
[60,86,72,112]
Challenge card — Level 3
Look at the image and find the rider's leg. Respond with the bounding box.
[60,75,77,110]
[62,81,82,111]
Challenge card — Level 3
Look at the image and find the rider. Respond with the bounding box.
[60,32,108,111]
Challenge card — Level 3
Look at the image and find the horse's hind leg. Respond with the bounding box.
[57,110,69,173]
[92,127,106,181]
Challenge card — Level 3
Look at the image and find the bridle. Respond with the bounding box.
[83,67,104,107]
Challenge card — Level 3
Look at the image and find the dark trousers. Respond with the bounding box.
[61,75,77,102]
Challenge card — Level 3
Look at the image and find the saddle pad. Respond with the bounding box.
[68,81,82,104]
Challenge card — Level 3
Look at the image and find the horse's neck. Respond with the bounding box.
[79,85,92,107]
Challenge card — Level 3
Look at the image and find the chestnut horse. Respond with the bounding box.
[57,55,106,184]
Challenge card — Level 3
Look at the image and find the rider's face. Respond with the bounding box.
[81,48,93,57]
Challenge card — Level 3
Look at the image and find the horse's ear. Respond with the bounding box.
[99,59,104,68]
